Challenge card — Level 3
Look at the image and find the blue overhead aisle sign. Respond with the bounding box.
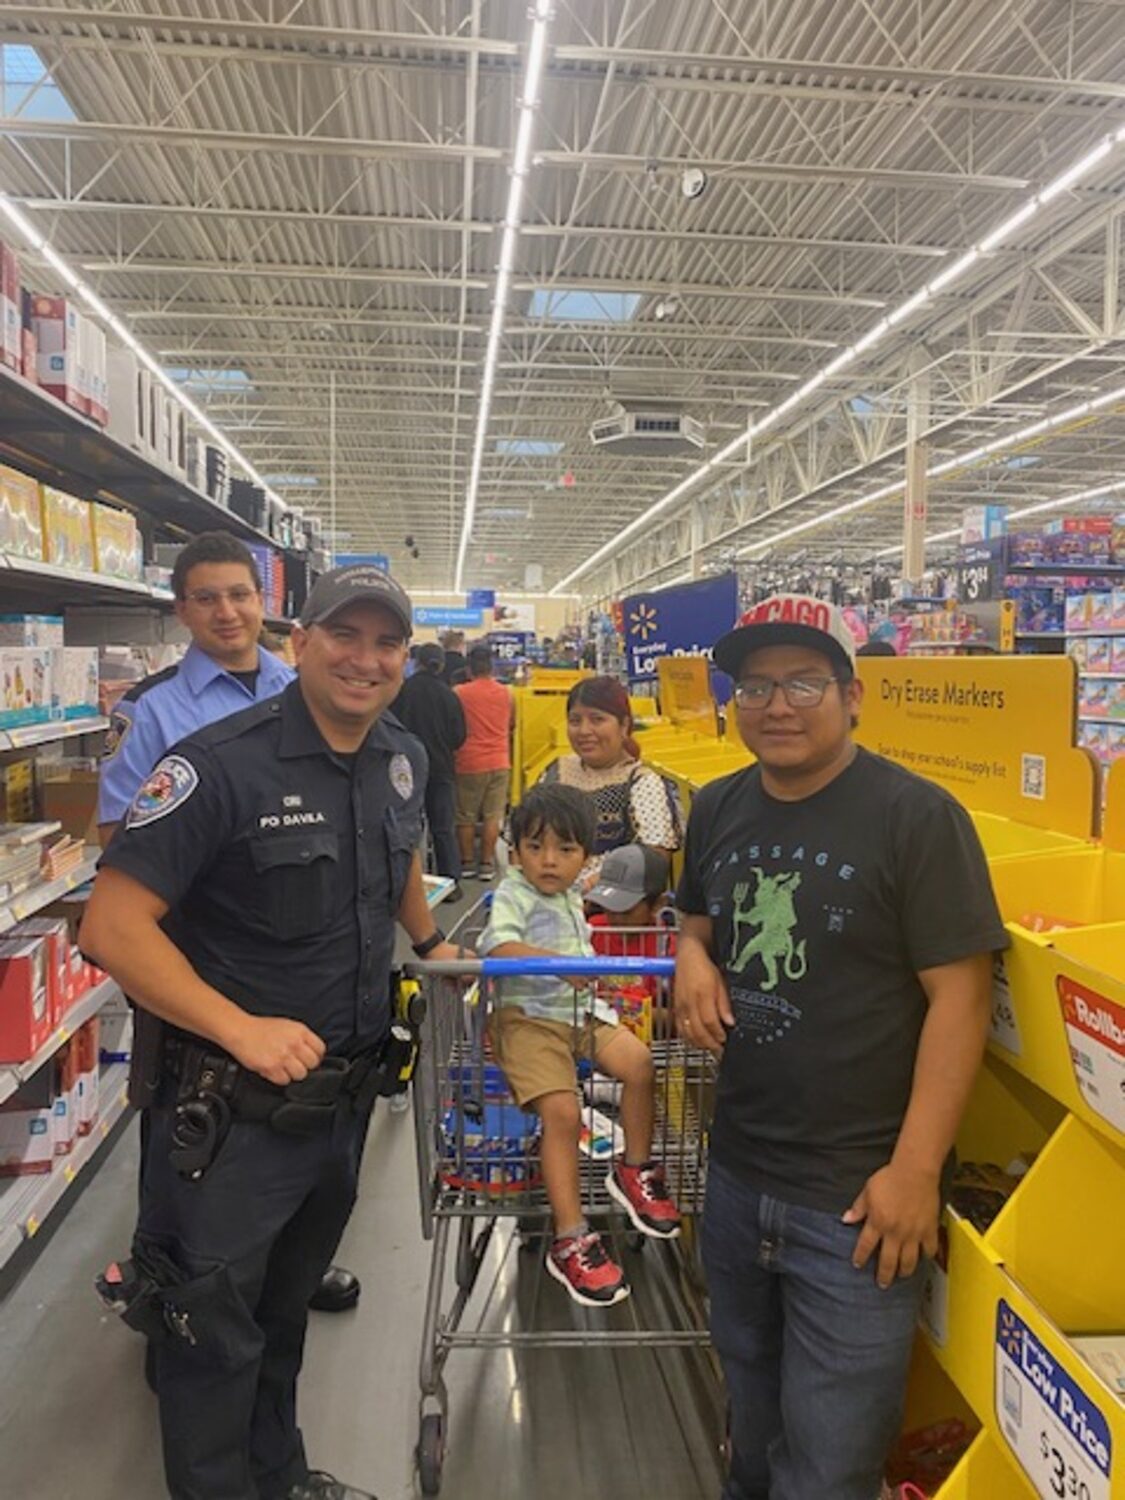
[413,606,484,629]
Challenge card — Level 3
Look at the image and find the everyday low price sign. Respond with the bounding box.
[996,1299,1111,1500]
[622,573,738,684]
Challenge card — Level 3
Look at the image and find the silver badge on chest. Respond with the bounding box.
[390,752,414,800]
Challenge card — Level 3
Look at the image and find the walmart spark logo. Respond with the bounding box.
[630,602,659,641]
[998,1304,1023,1360]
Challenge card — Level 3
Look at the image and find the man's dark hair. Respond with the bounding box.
[856,639,897,658]
[509,784,596,855]
[417,643,445,673]
[172,531,262,600]
[468,644,494,677]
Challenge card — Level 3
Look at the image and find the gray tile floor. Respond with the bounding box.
[0,888,725,1500]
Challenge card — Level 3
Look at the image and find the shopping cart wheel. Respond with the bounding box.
[417,1412,446,1496]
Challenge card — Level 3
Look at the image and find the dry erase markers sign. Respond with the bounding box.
[1058,976,1125,1135]
[996,1299,1111,1500]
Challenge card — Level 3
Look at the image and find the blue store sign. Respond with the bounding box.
[488,631,531,661]
[334,552,390,572]
[622,573,738,685]
[466,589,496,609]
[413,606,484,629]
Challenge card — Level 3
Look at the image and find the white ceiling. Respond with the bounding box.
[2,0,1125,599]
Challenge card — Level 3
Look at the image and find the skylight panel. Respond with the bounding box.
[494,438,564,456]
[1,45,76,122]
[528,289,641,323]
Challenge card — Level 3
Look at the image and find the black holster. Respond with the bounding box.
[127,1004,166,1110]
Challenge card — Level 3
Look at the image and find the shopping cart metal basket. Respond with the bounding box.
[405,900,720,1496]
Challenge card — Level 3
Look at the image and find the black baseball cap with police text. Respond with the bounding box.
[299,564,413,638]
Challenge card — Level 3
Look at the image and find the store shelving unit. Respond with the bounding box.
[918,838,1125,1498]
[0,850,98,938]
[0,1062,130,1272]
[0,716,108,752]
[0,976,123,1108]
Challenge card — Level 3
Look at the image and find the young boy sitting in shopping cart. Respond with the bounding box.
[479,784,681,1308]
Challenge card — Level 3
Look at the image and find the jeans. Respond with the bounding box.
[425,776,461,880]
[702,1159,924,1500]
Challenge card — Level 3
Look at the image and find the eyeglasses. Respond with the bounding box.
[184,587,260,609]
[734,675,840,709]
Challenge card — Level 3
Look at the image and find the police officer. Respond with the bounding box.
[98,530,360,1315]
[83,563,463,1500]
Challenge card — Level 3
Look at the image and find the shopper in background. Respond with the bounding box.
[394,642,467,896]
[587,845,676,1022]
[540,676,681,888]
[453,644,512,880]
[480,784,681,1309]
[856,638,898,657]
[440,629,469,686]
[675,595,1008,1500]
[96,532,360,1317]
[84,563,464,1500]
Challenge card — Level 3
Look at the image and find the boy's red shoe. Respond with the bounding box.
[606,1160,682,1238]
[546,1230,630,1307]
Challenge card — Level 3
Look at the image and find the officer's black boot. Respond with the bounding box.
[286,1472,377,1499]
[308,1264,361,1312]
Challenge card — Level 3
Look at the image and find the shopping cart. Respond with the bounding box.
[406,899,720,1496]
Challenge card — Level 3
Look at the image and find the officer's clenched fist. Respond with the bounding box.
[230,1015,327,1085]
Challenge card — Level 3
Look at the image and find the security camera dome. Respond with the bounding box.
[681,166,708,200]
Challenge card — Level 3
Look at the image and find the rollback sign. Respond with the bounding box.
[623,573,738,684]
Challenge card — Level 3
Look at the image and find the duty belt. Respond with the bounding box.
[163,1027,414,1180]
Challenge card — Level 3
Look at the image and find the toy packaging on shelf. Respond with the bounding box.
[0,464,43,561]
[9,916,70,1027]
[0,759,34,822]
[0,236,21,374]
[31,296,81,410]
[0,648,53,728]
[90,502,141,581]
[40,487,95,573]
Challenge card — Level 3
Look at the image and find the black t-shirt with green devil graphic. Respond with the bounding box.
[676,747,1008,1214]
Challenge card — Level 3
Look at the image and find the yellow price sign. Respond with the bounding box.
[64,1164,75,1184]
[26,1214,39,1238]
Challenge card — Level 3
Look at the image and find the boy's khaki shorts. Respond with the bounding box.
[489,1006,624,1107]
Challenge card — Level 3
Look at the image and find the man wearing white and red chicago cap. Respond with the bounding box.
[675,594,1007,1500]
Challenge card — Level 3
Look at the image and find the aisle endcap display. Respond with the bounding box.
[1105,759,1125,851]
[656,655,720,737]
[854,656,1097,840]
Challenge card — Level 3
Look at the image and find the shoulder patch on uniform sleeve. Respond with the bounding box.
[389,751,414,800]
[101,706,133,760]
[125,754,200,829]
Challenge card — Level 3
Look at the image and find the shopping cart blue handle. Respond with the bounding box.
[406,956,675,977]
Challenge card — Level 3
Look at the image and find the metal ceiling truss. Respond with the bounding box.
[3,1,1125,593]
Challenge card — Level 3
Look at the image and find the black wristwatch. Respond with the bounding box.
[412,928,446,958]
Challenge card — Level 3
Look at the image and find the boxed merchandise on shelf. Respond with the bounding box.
[37,764,99,846]
[40,486,95,572]
[0,615,64,649]
[52,1039,78,1156]
[0,648,53,729]
[90,502,141,581]
[30,295,81,410]
[0,1073,54,1176]
[74,1017,99,1136]
[1044,515,1113,564]
[49,647,99,719]
[9,917,70,1027]
[0,933,51,1062]
[0,760,34,823]
[1,237,21,374]
[0,464,43,560]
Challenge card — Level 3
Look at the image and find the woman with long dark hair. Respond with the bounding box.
[540,676,682,884]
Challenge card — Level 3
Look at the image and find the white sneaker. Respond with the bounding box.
[389,1092,410,1115]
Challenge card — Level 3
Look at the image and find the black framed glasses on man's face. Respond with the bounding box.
[734,675,841,710]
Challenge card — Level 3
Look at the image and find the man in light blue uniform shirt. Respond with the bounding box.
[97,530,361,1313]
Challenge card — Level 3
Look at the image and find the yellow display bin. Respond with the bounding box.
[972,811,1088,862]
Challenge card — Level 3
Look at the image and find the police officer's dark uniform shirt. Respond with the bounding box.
[100,680,427,1053]
[676,748,1008,1215]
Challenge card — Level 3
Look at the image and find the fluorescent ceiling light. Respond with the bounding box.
[454,0,554,593]
[551,127,1123,596]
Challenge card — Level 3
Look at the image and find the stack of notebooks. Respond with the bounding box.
[0,821,64,902]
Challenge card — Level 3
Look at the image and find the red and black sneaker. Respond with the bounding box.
[546,1230,630,1308]
[606,1160,682,1239]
